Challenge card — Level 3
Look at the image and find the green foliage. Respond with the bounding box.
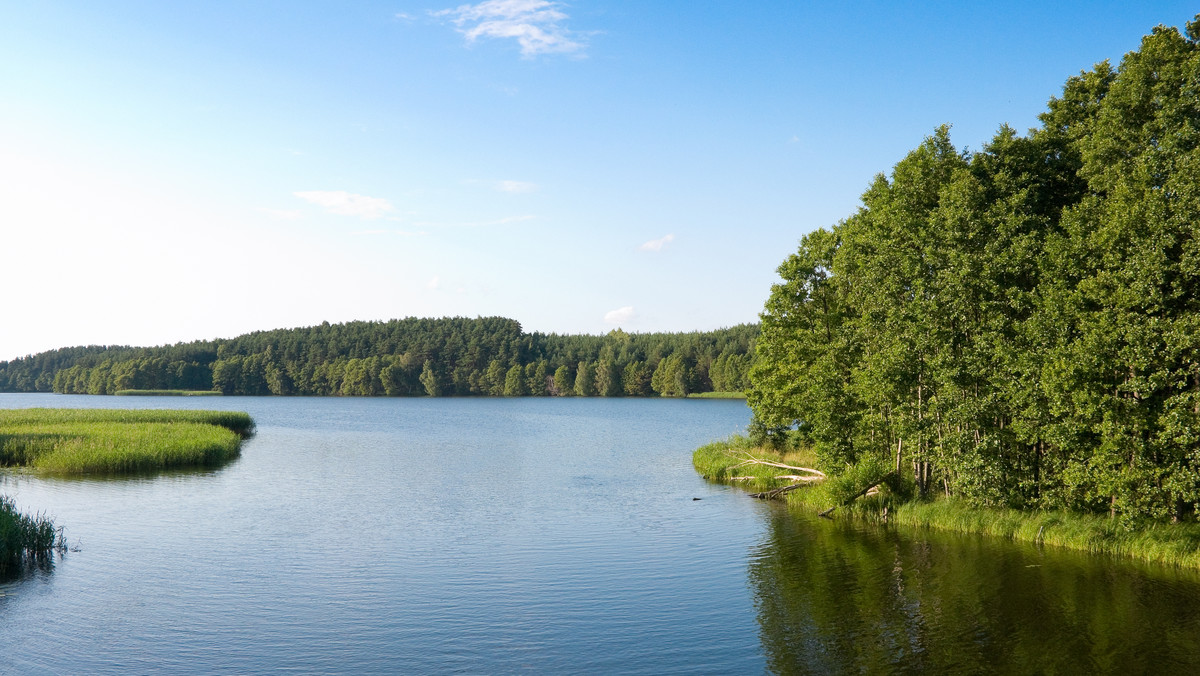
[749,19,1200,525]
[573,361,596,397]
[621,360,652,396]
[419,361,442,397]
[0,317,758,400]
[824,455,891,507]
[552,365,573,396]
[594,356,621,397]
[503,364,527,396]
[651,353,697,397]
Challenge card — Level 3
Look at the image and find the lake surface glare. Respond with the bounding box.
[3,394,1200,674]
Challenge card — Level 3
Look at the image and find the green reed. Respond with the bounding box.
[0,409,254,437]
[0,495,64,576]
[0,409,253,474]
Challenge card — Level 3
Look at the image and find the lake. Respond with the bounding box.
[2,394,1200,673]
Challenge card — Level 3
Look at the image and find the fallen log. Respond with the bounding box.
[726,453,826,478]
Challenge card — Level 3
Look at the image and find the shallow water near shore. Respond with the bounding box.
[2,393,1199,673]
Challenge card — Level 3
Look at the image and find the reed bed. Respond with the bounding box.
[0,409,254,437]
[0,495,63,575]
[0,409,253,474]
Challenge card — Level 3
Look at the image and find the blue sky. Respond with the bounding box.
[1,2,1195,360]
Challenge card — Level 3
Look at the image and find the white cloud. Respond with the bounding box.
[433,0,585,57]
[639,233,675,252]
[428,276,441,290]
[497,180,537,193]
[294,190,394,219]
[604,306,635,324]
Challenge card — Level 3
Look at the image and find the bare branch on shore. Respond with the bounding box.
[726,453,826,478]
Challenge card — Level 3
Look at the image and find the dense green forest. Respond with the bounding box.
[748,19,1200,526]
[0,317,756,398]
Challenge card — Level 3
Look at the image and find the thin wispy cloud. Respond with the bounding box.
[294,190,394,219]
[433,0,586,57]
[639,233,675,252]
[604,306,635,324]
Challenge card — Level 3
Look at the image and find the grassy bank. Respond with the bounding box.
[694,436,1200,570]
[693,435,837,508]
[115,389,221,396]
[686,391,746,399]
[0,409,254,474]
[0,495,63,576]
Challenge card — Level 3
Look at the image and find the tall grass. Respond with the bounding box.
[0,409,254,437]
[694,435,1200,570]
[0,409,253,474]
[889,499,1200,569]
[0,495,64,576]
[693,435,837,507]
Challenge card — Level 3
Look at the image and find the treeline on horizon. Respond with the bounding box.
[748,20,1200,525]
[0,317,757,398]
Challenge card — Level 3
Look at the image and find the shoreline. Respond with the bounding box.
[693,436,1200,570]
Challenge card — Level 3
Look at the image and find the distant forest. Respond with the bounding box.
[0,317,757,398]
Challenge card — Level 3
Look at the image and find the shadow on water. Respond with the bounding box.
[749,504,1200,674]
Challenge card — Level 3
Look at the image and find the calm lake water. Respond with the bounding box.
[2,394,1200,674]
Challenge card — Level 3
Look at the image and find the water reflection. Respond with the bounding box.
[0,555,58,585]
[749,505,1200,674]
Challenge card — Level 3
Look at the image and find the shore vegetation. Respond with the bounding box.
[746,19,1200,530]
[696,436,1200,569]
[0,409,254,474]
[0,495,64,577]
